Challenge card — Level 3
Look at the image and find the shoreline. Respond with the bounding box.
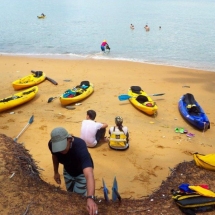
[0,55,214,198]
[1,54,215,73]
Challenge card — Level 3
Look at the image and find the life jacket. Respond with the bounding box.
[109,127,128,150]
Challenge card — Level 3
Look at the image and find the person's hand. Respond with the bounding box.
[87,198,98,215]
[54,173,61,184]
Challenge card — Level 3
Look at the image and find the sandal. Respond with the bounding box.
[186,133,195,137]
[175,127,187,134]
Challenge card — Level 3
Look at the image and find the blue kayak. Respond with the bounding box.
[178,93,210,131]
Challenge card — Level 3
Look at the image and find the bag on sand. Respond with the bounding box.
[172,188,215,215]
[193,153,215,171]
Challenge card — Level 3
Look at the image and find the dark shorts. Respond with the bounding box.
[96,128,106,143]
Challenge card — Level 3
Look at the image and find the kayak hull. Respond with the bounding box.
[60,82,94,105]
[128,87,158,115]
[178,93,210,130]
[12,73,46,90]
[0,86,39,112]
[37,15,46,19]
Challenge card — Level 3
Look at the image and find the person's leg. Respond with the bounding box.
[73,174,87,196]
[63,168,76,192]
[96,128,106,143]
[64,169,87,196]
[101,46,105,51]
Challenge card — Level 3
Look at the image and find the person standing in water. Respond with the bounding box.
[144,24,150,31]
[101,40,109,52]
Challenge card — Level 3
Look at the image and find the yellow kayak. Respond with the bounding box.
[12,71,46,90]
[37,15,46,19]
[60,81,94,106]
[0,86,39,112]
[128,86,158,116]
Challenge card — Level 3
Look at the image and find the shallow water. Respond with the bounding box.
[0,0,215,71]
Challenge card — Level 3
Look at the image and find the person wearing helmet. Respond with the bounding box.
[108,116,129,150]
[101,40,110,52]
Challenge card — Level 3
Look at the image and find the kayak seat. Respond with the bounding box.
[183,93,196,105]
[1,96,21,103]
[34,71,43,78]
[131,86,142,94]
[183,93,200,114]
[136,95,148,103]
[77,81,90,90]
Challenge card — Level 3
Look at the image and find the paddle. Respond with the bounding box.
[48,96,59,103]
[112,176,121,202]
[118,93,165,101]
[102,178,109,202]
[31,70,58,85]
[14,115,34,142]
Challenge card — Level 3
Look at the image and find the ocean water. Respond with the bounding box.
[0,0,215,72]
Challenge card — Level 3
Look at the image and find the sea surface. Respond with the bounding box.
[0,0,215,72]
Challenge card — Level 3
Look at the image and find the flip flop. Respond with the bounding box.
[75,103,82,106]
[186,133,195,137]
[65,106,76,110]
[175,127,188,134]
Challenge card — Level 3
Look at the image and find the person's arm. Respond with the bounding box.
[52,154,61,184]
[100,123,108,129]
[83,167,98,215]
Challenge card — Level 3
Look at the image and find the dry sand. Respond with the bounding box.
[0,55,215,199]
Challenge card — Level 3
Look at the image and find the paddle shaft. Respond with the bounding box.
[14,123,31,141]
[14,115,34,142]
[31,70,58,85]
[118,93,165,101]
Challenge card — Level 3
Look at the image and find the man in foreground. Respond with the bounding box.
[48,127,98,215]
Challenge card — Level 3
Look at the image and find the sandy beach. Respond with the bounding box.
[0,55,215,199]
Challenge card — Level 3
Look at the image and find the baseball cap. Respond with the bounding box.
[50,127,71,153]
[115,116,123,124]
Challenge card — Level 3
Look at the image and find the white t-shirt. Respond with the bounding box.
[109,126,128,134]
[81,120,103,147]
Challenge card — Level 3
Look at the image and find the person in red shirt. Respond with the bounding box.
[101,40,110,52]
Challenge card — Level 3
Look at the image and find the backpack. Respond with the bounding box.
[109,127,129,151]
[172,188,215,215]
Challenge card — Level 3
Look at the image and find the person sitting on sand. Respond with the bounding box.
[130,24,134,29]
[101,40,109,52]
[144,24,150,31]
[81,110,108,147]
[108,116,129,150]
[48,127,98,215]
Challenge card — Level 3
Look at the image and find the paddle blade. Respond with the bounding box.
[113,188,121,201]
[47,97,56,103]
[112,176,119,202]
[102,178,109,202]
[29,115,34,124]
[118,94,131,101]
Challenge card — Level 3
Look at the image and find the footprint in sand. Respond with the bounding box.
[8,119,15,122]
[39,125,47,130]
[183,150,193,156]
[156,145,165,149]
[153,166,163,171]
[57,115,66,119]
[0,125,9,130]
